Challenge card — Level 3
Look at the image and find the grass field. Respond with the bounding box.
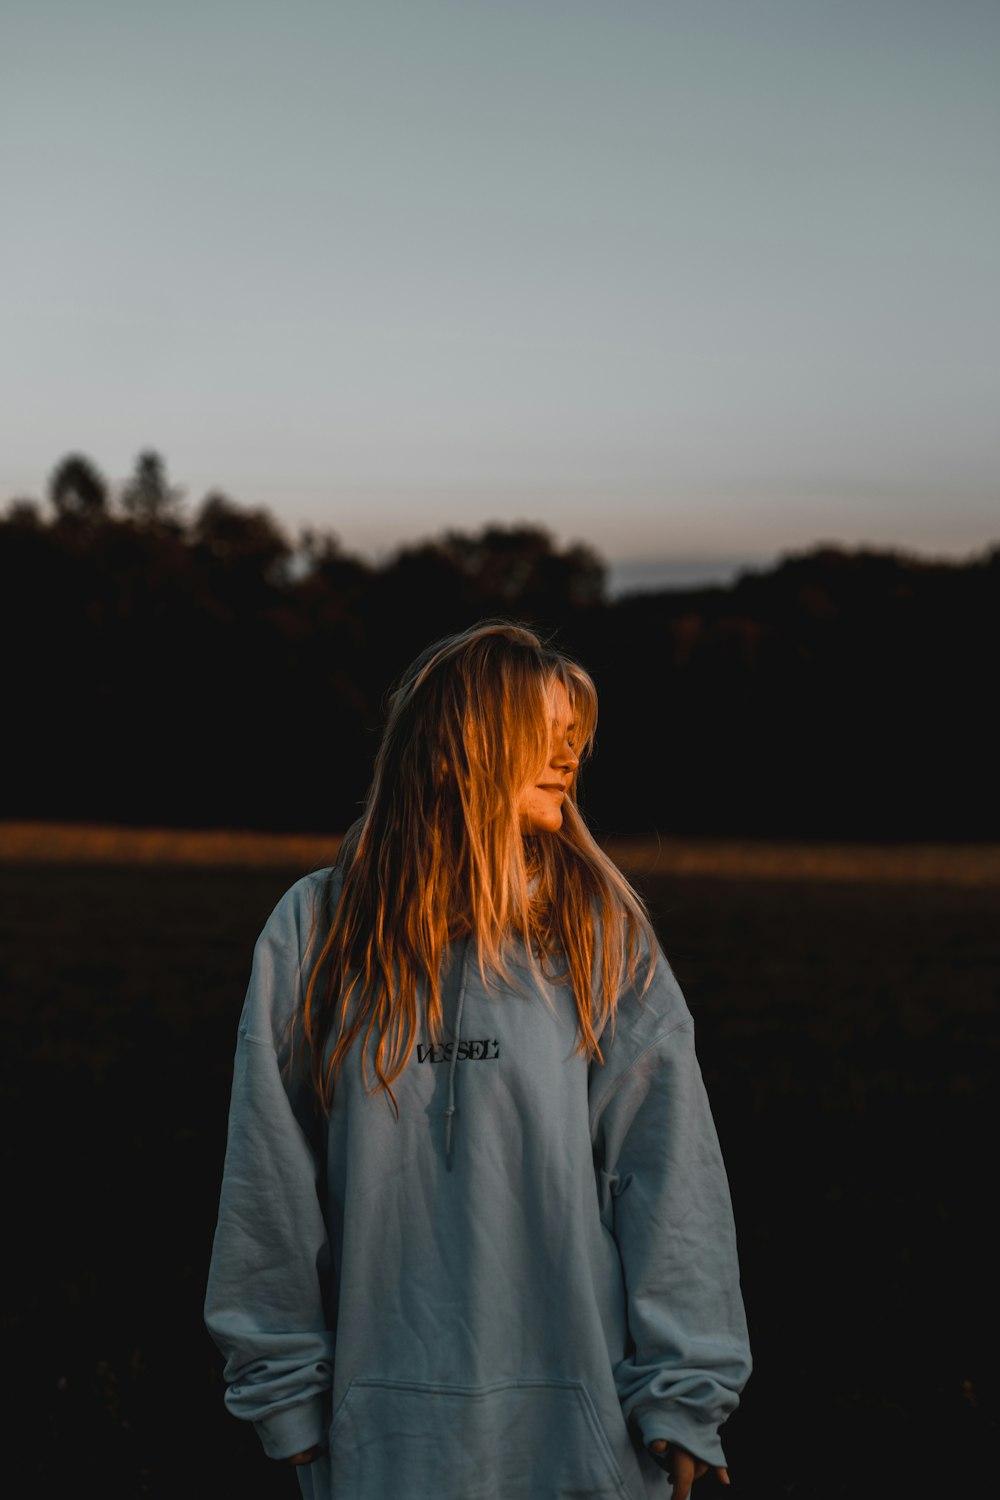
[1,827,997,1497]
[5,819,1000,885]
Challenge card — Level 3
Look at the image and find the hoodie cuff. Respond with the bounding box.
[636,1410,727,1471]
[254,1396,327,1462]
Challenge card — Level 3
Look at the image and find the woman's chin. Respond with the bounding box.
[521,811,563,835]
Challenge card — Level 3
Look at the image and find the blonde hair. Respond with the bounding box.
[302,620,656,1115]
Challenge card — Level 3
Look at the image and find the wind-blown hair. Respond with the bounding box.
[301,620,657,1115]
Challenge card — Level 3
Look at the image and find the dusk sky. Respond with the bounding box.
[3,0,998,593]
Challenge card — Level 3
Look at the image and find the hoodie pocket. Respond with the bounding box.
[328,1376,632,1499]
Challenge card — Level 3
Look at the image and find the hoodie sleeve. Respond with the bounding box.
[204,874,337,1461]
[588,947,751,1470]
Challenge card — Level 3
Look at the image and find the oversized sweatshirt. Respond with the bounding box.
[204,867,751,1500]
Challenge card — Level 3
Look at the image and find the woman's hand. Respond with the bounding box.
[647,1439,730,1498]
[286,1447,320,1465]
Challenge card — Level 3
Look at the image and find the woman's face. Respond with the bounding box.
[518,677,580,834]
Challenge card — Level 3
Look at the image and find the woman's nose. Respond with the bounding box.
[553,737,579,771]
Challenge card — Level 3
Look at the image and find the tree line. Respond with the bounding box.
[4,449,997,838]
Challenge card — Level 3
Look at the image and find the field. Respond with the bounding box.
[1,827,997,1498]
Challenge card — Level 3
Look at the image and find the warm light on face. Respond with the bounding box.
[517,678,580,834]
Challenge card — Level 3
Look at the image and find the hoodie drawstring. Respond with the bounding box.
[444,939,472,1171]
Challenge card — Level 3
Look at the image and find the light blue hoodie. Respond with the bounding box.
[205,867,751,1499]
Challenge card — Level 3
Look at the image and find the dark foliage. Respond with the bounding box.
[120,451,184,525]
[48,452,110,522]
[4,453,998,836]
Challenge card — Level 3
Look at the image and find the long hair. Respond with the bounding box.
[301,620,657,1115]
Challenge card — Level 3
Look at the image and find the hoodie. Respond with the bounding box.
[204,867,751,1499]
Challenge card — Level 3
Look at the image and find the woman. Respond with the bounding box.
[205,621,751,1499]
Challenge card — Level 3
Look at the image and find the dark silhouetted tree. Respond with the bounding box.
[193,491,290,576]
[49,453,108,521]
[120,448,183,523]
[437,525,606,613]
[4,498,43,529]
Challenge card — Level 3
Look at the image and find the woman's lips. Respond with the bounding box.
[537,784,566,794]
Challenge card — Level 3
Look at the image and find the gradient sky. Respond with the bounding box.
[2,0,998,592]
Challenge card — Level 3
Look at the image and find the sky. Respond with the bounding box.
[2,0,998,594]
